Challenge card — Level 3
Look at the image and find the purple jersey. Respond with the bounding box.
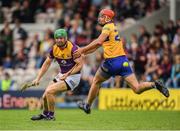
[48,41,78,73]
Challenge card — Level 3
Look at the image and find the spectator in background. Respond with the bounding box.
[158,54,172,82]
[171,44,179,57]
[13,19,28,55]
[163,41,170,53]
[176,18,180,29]
[20,0,34,23]
[11,19,28,69]
[173,27,180,46]
[30,34,43,68]
[0,21,13,57]
[3,56,13,68]
[35,29,53,69]
[86,5,97,24]
[146,0,160,16]
[132,0,146,19]
[39,28,53,54]
[58,15,71,32]
[145,47,159,81]
[69,20,83,45]
[12,1,21,22]
[121,0,133,19]
[13,46,28,69]
[166,20,176,43]
[170,55,180,88]
[54,0,63,21]
[110,0,121,21]
[0,3,4,23]
[152,36,164,57]
[92,0,103,7]
[138,25,151,45]
[128,33,148,79]
[0,72,14,91]
[0,37,7,66]
[82,20,94,45]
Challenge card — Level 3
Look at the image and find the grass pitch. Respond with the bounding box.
[0,109,180,130]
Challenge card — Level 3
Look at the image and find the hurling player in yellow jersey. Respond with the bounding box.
[30,29,83,120]
[74,9,170,114]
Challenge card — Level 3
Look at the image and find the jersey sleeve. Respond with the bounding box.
[71,44,78,53]
[101,24,111,35]
[48,47,54,59]
[71,43,79,59]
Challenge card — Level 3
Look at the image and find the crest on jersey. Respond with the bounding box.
[61,60,67,65]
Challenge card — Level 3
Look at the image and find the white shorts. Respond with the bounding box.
[53,73,81,91]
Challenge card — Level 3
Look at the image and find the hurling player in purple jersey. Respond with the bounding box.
[31,29,83,121]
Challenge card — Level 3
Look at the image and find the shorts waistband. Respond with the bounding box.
[105,55,126,61]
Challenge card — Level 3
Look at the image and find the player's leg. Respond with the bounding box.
[44,73,80,120]
[31,81,68,121]
[42,81,55,116]
[124,73,169,97]
[125,73,154,94]
[44,81,69,120]
[31,81,57,121]
[118,56,169,97]
[78,67,110,114]
[87,69,109,105]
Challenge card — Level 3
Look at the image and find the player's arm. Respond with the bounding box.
[33,57,52,84]
[66,54,83,76]
[20,56,53,91]
[83,41,100,55]
[60,55,83,80]
[69,55,83,75]
[82,33,108,55]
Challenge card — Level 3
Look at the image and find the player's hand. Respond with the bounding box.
[20,79,39,92]
[73,48,83,59]
[32,78,40,86]
[60,73,69,80]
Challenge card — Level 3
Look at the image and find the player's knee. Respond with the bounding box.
[45,87,54,96]
[93,78,102,86]
[134,89,141,94]
[132,85,141,94]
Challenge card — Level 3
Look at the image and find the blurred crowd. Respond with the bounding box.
[0,0,179,93]
[0,0,166,45]
[0,0,165,23]
[126,20,180,89]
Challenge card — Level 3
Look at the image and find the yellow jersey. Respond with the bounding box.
[101,23,126,59]
[48,41,78,73]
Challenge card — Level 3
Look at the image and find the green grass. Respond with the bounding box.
[0,109,180,130]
